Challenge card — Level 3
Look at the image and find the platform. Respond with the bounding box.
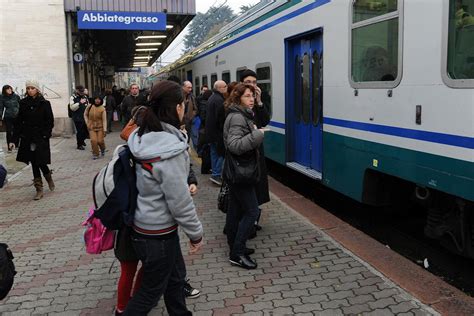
[0,130,466,315]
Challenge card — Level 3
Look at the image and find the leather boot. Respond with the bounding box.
[33,177,43,200]
[44,172,55,191]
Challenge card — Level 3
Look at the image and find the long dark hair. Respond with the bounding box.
[138,80,184,136]
[2,85,13,96]
[224,83,255,109]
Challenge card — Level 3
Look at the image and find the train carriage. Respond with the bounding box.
[158,0,474,258]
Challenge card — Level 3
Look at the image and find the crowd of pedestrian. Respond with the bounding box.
[0,69,271,314]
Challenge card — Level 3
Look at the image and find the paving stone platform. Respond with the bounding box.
[0,131,439,315]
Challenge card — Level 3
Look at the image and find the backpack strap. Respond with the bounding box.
[138,157,162,175]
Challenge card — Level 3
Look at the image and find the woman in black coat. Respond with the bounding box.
[9,80,55,200]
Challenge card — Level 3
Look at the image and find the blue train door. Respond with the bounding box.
[286,31,323,179]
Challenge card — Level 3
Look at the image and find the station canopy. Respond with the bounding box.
[64,0,195,68]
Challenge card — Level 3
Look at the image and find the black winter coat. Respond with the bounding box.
[253,103,271,205]
[205,91,225,155]
[13,95,54,165]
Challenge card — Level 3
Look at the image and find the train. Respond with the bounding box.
[152,0,474,258]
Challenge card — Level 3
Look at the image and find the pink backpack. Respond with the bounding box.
[82,208,115,254]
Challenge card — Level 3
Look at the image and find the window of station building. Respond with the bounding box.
[222,71,231,84]
[350,0,402,88]
[202,75,208,88]
[236,67,247,82]
[195,77,200,96]
[256,63,272,115]
[211,73,218,87]
[446,0,474,84]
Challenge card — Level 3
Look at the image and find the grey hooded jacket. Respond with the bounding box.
[128,123,203,242]
[223,105,264,156]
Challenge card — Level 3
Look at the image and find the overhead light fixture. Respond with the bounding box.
[136,48,158,51]
[136,42,162,46]
[134,56,151,59]
[133,64,148,67]
[135,35,166,40]
[166,25,173,29]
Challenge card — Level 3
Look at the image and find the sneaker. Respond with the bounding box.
[77,145,85,150]
[229,255,257,269]
[183,280,200,298]
[92,155,99,160]
[209,176,222,186]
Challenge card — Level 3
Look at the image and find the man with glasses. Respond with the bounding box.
[205,80,228,185]
[240,69,271,236]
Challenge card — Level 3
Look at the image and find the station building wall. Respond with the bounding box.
[0,0,73,136]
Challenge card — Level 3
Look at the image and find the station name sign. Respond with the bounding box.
[78,11,166,30]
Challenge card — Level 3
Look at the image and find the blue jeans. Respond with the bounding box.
[226,183,260,257]
[210,143,223,177]
[124,232,191,316]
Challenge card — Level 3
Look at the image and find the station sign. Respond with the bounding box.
[73,52,84,63]
[78,11,166,30]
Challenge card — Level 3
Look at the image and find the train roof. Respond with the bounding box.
[155,0,297,76]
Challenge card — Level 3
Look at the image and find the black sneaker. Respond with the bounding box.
[229,255,257,269]
[184,280,200,298]
[209,176,222,186]
[77,145,85,150]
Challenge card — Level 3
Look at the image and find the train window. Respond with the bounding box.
[302,53,310,124]
[211,74,218,87]
[236,67,247,82]
[447,0,474,81]
[312,52,320,125]
[256,64,272,115]
[353,0,398,23]
[202,75,208,88]
[350,0,402,88]
[195,77,200,96]
[295,55,301,123]
[222,71,230,84]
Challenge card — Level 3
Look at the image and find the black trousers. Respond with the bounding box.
[32,164,50,179]
[4,118,17,147]
[124,232,191,316]
[73,120,88,146]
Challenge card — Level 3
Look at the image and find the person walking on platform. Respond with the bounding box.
[9,80,55,200]
[0,85,20,151]
[124,80,203,315]
[240,69,271,235]
[69,85,89,150]
[84,96,107,160]
[197,89,213,174]
[121,83,145,127]
[205,80,228,185]
[104,89,116,133]
[182,81,197,146]
[223,83,267,270]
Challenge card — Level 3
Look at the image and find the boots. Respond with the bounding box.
[44,172,55,191]
[33,177,43,200]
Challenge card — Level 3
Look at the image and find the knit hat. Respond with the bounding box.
[25,80,41,91]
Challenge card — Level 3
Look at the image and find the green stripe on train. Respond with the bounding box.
[323,132,474,202]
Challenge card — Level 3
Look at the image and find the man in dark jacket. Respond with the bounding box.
[69,85,89,150]
[205,80,227,185]
[240,69,271,232]
[121,84,146,126]
[104,89,116,133]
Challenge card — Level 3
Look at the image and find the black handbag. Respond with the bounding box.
[217,181,230,213]
[223,150,260,184]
